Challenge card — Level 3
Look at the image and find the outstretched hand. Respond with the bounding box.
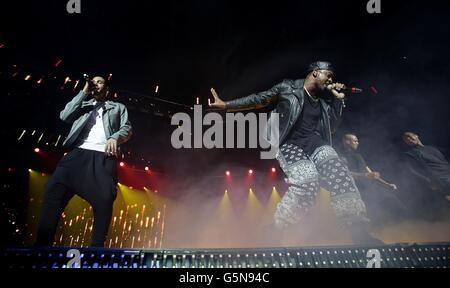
[209,88,226,109]
[389,183,398,191]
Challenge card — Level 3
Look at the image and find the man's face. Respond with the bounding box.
[403,132,420,146]
[92,76,107,99]
[344,134,359,151]
[313,69,334,91]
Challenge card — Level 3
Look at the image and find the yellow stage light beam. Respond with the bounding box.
[267,186,281,211]
[217,189,233,222]
[242,188,263,222]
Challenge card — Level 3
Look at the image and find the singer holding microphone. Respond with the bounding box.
[35,75,132,247]
[210,61,382,244]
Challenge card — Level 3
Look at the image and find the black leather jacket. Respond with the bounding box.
[225,79,345,146]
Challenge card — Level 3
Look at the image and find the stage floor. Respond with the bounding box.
[3,242,449,268]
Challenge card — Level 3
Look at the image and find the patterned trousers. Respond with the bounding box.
[274,143,369,229]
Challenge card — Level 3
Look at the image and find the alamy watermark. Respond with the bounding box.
[366,0,381,14]
[66,248,81,268]
[67,0,380,15]
[366,249,381,268]
[170,105,279,159]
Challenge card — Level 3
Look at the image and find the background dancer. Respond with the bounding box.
[341,133,408,225]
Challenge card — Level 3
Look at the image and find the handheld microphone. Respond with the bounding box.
[327,84,363,94]
[83,74,96,96]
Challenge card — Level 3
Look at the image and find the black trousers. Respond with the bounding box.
[35,148,118,247]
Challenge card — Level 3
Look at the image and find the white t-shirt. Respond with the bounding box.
[78,101,107,152]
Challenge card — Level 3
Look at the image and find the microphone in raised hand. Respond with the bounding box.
[326,83,346,99]
[82,74,95,95]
